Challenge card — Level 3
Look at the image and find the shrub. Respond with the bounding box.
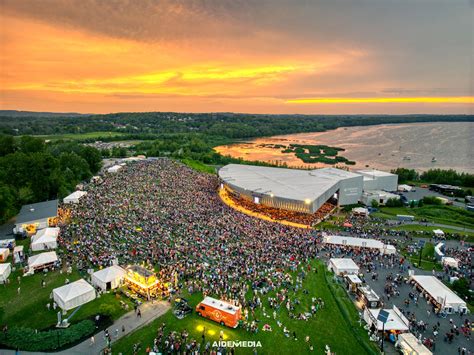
[0,319,95,351]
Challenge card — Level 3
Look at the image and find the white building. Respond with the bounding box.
[63,191,87,204]
[53,279,96,311]
[357,169,398,191]
[409,275,468,314]
[14,200,58,233]
[328,258,359,275]
[361,190,400,206]
[31,227,59,251]
[91,265,126,291]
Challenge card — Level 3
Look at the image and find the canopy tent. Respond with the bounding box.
[328,258,359,275]
[323,235,397,255]
[31,227,59,251]
[363,306,410,332]
[107,165,122,173]
[396,333,433,355]
[63,191,87,204]
[352,207,369,217]
[53,279,96,311]
[91,265,126,291]
[13,246,24,264]
[434,242,445,259]
[0,239,15,249]
[0,248,9,262]
[0,263,11,284]
[441,257,459,269]
[410,275,468,314]
[28,251,58,270]
[433,229,445,237]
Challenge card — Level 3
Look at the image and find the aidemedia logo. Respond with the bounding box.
[212,340,262,348]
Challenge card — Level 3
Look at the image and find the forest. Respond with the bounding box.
[0,135,102,224]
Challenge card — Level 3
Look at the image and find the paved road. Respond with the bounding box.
[387,220,474,234]
[1,301,171,355]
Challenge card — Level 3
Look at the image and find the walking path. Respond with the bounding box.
[387,220,474,233]
[2,301,170,355]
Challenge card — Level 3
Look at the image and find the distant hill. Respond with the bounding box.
[0,110,89,118]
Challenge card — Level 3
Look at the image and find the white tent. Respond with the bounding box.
[63,191,87,204]
[328,258,359,275]
[364,306,410,332]
[28,251,58,270]
[396,333,433,355]
[31,227,59,251]
[0,263,11,284]
[433,229,445,237]
[13,246,24,264]
[0,248,9,262]
[107,165,122,173]
[441,257,459,269]
[410,275,468,314]
[352,207,369,217]
[91,265,126,291]
[323,235,397,254]
[53,279,96,310]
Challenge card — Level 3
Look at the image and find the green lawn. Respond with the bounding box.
[372,205,474,229]
[113,262,377,355]
[0,258,132,330]
[181,159,216,174]
[36,131,127,141]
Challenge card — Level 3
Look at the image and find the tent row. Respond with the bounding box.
[323,235,396,255]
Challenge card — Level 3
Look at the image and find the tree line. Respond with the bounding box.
[0,135,102,224]
[392,167,474,189]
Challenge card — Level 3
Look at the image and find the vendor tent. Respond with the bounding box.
[91,265,126,291]
[352,207,369,217]
[396,333,432,355]
[63,191,87,204]
[28,251,58,270]
[31,227,59,251]
[0,263,11,284]
[323,235,397,255]
[410,275,468,314]
[53,279,96,310]
[328,258,359,275]
[441,257,459,269]
[107,165,122,173]
[363,306,410,332]
[13,246,24,264]
[0,248,9,262]
[433,229,445,238]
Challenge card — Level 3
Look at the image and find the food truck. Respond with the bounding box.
[357,285,382,309]
[196,296,241,328]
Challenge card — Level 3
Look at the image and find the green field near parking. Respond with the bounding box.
[113,261,377,355]
[35,131,128,141]
[371,205,474,229]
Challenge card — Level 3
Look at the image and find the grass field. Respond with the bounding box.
[181,159,216,174]
[36,131,127,141]
[372,205,474,229]
[0,256,132,330]
[113,262,377,355]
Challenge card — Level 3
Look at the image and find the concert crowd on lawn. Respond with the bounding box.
[60,158,317,307]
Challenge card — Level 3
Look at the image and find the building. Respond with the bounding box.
[219,164,363,214]
[14,200,58,234]
[356,169,398,191]
[218,164,398,215]
[361,190,400,206]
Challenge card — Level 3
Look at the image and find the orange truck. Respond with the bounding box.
[196,296,241,328]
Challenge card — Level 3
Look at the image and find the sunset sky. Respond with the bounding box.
[0,0,473,114]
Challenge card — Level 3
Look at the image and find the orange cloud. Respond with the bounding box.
[287,97,474,104]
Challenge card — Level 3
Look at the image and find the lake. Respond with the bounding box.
[214,122,474,173]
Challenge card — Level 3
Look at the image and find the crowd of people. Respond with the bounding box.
[60,158,317,307]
